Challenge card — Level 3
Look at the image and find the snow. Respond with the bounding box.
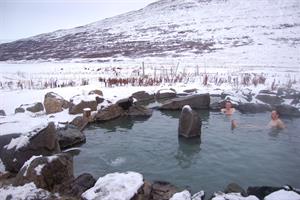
[212,192,259,200]
[183,105,192,112]
[21,155,42,176]
[264,189,300,200]
[5,135,30,150]
[34,164,45,176]
[0,182,54,200]
[192,191,205,200]
[70,94,100,105]
[47,155,58,163]
[0,158,5,172]
[81,171,143,200]
[170,190,191,200]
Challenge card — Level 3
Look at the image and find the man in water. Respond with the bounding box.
[221,101,236,115]
[268,110,285,129]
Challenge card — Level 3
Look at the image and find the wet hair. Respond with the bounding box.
[272,110,280,117]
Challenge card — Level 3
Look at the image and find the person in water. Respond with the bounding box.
[268,110,285,129]
[221,101,236,115]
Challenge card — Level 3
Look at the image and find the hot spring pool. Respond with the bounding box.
[73,109,300,196]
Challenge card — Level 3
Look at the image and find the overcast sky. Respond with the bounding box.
[0,0,157,41]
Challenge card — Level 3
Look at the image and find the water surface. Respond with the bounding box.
[74,110,300,196]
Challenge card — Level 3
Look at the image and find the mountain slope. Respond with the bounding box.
[0,0,299,66]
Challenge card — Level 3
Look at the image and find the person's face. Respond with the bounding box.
[271,111,279,120]
[225,102,232,109]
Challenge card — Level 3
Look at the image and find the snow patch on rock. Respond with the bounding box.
[170,190,191,200]
[264,189,300,200]
[81,171,143,200]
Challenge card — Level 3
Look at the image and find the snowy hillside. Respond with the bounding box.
[0,0,299,67]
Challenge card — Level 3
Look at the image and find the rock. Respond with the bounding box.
[274,105,300,117]
[237,103,272,113]
[247,186,282,200]
[88,89,103,96]
[95,104,124,122]
[127,105,153,117]
[160,94,210,110]
[57,125,86,150]
[209,97,223,111]
[264,189,300,200]
[132,91,155,102]
[151,181,179,200]
[116,97,134,110]
[156,89,177,100]
[183,88,198,93]
[225,183,246,196]
[256,94,283,105]
[0,182,59,200]
[15,107,25,113]
[44,92,70,114]
[25,102,44,113]
[259,90,277,95]
[69,94,99,115]
[56,173,96,199]
[0,122,61,173]
[0,134,21,155]
[178,105,201,138]
[81,171,143,200]
[14,153,73,191]
[0,109,6,116]
[70,116,89,131]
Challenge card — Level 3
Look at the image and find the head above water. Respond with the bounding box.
[271,110,280,120]
[225,101,233,109]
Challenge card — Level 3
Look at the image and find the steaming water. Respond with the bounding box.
[74,110,300,196]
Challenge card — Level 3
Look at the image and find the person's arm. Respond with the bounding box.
[277,119,286,129]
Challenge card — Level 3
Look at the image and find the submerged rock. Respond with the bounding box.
[160,94,210,110]
[178,105,201,138]
[44,92,70,114]
[0,122,61,173]
[14,153,74,191]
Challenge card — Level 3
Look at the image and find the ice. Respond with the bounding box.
[81,171,143,200]
[264,189,300,200]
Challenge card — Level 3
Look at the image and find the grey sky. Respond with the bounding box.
[0,0,157,41]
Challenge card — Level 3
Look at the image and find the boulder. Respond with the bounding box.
[57,125,86,150]
[150,181,179,200]
[25,102,44,113]
[237,103,272,113]
[156,89,177,100]
[116,97,134,110]
[178,105,201,138]
[132,91,155,102]
[256,94,283,105]
[0,109,6,116]
[88,89,103,96]
[44,92,70,114]
[0,133,21,155]
[0,182,59,200]
[274,105,300,117]
[14,153,73,191]
[94,104,124,122]
[160,94,210,110]
[15,107,25,113]
[81,171,143,200]
[247,186,282,200]
[224,183,247,196]
[183,88,198,93]
[0,122,61,173]
[56,173,96,199]
[70,116,89,131]
[69,94,99,115]
[127,105,153,117]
